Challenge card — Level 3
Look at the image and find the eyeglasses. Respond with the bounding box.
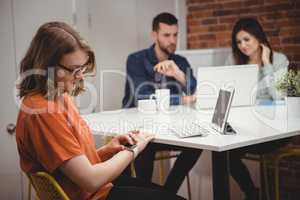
[57,63,88,77]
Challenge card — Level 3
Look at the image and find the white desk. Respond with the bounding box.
[84,105,299,151]
[83,105,300,200]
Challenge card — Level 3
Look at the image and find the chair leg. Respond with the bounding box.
[259,161,263,200]
[28,181,40,200]
[186,173,192,200]
[130,162,137,178]
[274,160,280,200]
[28,181,31,200]
[262,157,270,200]
[262,159,272,200]
[260,158,266,200]
[159,159,165,185]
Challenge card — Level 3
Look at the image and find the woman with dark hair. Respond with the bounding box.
[226,18,290,200]
[15,21,185,200]
[226,17,289,101]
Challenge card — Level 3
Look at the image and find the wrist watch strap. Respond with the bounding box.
[125,144,138,159]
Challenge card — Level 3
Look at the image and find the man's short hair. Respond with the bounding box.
[152,12,178,31]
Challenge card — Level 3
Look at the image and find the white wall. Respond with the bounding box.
[13,0,73,66]
[176,48,231,69]
[175,0,187,50]
[87,0,137,112]
[0,0,22,199]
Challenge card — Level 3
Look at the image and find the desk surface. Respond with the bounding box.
[84,105,300,152]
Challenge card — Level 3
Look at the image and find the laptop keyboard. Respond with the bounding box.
[170,121,210,138]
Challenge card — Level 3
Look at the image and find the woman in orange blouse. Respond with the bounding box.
[16,21,185,200]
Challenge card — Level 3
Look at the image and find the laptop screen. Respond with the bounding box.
[211,89,233,129]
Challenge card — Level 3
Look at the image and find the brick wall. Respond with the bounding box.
[186,0,300,69]
[186,0,300,199]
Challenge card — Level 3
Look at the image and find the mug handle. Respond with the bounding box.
[149,94,156,100]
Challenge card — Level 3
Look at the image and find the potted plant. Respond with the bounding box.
[276,69,300,118]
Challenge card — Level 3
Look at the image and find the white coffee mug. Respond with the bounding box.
[150,89,170,112]
[138,99,157,114]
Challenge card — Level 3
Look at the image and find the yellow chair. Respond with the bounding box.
[26,135,137,200]
[262,145,300,200]
[155,151,192,200]
[27,171,70,200]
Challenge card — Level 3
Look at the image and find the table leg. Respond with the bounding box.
[212,151,230,200]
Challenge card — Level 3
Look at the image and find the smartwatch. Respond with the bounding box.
[124,144,138,159]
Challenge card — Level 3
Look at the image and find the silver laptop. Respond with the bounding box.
[171,88,235,138]
[196,64,257,109]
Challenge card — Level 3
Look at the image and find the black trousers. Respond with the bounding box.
[228,138,291,197]
[129,143,202,193]
[106,175,185,200]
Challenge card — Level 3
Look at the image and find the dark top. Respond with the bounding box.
[122,44,197,108]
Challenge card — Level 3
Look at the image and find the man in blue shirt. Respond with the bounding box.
[122,12,202,193]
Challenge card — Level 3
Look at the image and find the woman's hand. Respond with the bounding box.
[129,131,155,154]
[261,44,271,66]
[62,131,154,193]
[106,132,137,153]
